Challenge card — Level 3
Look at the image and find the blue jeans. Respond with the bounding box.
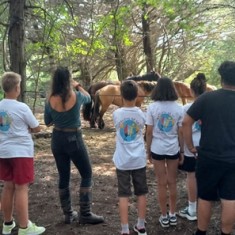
[51,129,92,189]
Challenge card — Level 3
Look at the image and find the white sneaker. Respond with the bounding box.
[2,220,16,235]
[178,206,197,221]
[18,220,45,235]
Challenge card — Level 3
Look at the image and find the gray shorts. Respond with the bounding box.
[116,167,148,197]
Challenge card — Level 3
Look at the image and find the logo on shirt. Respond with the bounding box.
[119,119,139,142]
[157,113,175,132]
[194,120,202,131]
[0,111,12,132]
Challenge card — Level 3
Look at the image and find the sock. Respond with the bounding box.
[221,232,231,235]
[137,218,145,229]
[194,229,207,235]
[169,212,176,217]
[121,224,129,234]
[4,220,13,226]
[188,201,197,214]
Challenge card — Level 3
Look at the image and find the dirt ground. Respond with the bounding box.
[0,105,234,235]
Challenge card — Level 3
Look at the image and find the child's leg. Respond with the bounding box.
[187,172,197,213]
[15,183,29,228]
[136,195,147,229]
[153,160,168,216]
[1,181,15,222]
[119,197,129,234]
[166,159,178,214]
[119,197,129,225]
[137,195,146,220]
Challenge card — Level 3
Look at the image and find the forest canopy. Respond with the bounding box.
[0,0,235,102]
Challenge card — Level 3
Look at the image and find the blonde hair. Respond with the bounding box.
[1,72,21,93]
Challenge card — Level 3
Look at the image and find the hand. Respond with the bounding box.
[178,153,184,165]
[147,152,153,164]
[189,147,198,158]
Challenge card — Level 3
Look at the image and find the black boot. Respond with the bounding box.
[59,187,78,224]
[79,187,104,224]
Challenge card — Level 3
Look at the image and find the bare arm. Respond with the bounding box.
[30,125,41,133]
[146,124,153,163]
[182,114,197,155]
[72,80,90,97]
[178,126,184,164]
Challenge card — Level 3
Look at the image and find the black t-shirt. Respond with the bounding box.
[187,89,235,164]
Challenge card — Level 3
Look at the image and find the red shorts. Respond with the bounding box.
[0,158,34,185]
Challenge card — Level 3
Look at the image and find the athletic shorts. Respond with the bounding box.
[151,152,179,161]
[0,158,34,185]
[178,155,196,172]
[116,167,148,197]
[196,157,235,201]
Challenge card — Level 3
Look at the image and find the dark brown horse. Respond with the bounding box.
[82,71,160,127]
[92,81,156,129]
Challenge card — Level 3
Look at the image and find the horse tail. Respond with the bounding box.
[93,91,101,119]
[82,86,93,121]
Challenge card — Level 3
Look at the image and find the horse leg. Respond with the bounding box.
[98,107,107,129]
[90,106,97,128]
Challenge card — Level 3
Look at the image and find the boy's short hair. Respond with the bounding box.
[218,61,235,86]
[1,72,21,93]
[120,80,138,101]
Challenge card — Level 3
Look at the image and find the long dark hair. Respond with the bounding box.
[151,77,178,101]
[190,73,207,97]
[51,66,71,108]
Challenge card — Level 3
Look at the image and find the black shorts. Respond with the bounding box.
[196,157,235,201]
[151,152,179,161]
[116,167,148,197]
[178,155,196,172]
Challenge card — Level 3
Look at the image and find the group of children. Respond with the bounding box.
[113,74,206,235]
[0,70,206,235]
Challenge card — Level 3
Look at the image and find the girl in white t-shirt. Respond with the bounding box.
[146,77,184,228]
[178,73,207,221]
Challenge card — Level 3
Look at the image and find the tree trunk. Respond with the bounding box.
[8,0,26,102]
[115,44,128,81]
[142,3,154,72]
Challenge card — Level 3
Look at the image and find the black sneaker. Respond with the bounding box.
[133,225,147,235]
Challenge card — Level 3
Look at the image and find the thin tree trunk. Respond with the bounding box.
[8,0,26,102]
[142,3,154,72]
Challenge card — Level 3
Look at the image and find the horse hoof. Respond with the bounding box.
[98,123,105,129]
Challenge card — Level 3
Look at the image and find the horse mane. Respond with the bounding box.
[126,71,160,82]
[136,81,157,96]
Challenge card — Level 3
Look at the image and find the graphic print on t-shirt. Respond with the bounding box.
[194,120,201,131]
[157,113,175,132]
[119,119,139,142]
[0,111,12,131]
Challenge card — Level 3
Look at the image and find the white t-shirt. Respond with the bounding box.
[183,103,201,157]
[113,107,146,170]
[0,99,39,158]
[146,101,184,155]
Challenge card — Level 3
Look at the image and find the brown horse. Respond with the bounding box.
[82,71,160,127]
[82,81,120,128]
[174,81,217,105]
[92,81,156,129]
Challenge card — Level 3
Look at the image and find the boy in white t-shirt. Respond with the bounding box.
[0,72,45,235]
[113,80,148,235]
